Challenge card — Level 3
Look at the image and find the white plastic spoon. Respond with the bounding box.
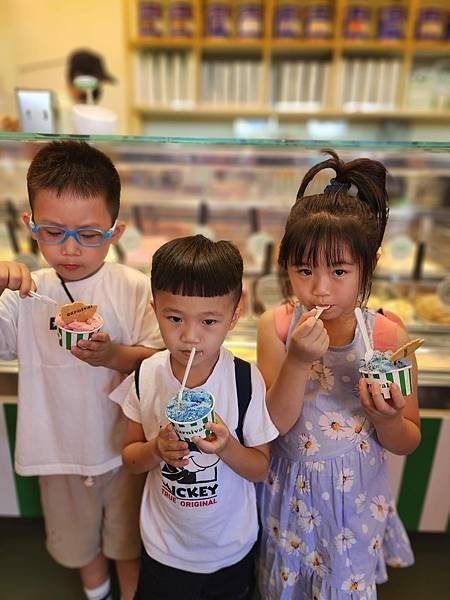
[177,347,196,405]
[315,305,330,320]
[27,290,58,306]
[354,307,374,362]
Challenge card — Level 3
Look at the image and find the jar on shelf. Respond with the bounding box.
[273,1,302,39]
[138,1,164,37]
[304,1,332,40]
[343,1,372,40]
[378,1,406,41]
[236,0,264,39]
[168,0,194,38]
[415,2,445,41]
[205,0,232,38]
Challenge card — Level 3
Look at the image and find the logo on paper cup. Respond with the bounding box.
[359,364,413,399]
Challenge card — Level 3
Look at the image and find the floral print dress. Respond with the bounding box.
[258,306,414,599]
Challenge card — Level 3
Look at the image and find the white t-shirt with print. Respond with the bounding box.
[0,262,163,476]
[115,347,278,574]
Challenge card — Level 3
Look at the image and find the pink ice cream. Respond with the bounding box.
[55,313,103,332]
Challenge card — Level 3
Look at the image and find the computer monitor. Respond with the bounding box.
[15,88,56,134]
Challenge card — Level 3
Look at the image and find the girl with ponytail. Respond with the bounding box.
[257,150,419,599]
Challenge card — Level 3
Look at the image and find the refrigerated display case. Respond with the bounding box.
[0,132,448,530]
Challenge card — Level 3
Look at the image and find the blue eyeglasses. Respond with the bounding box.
[29,217,117,247]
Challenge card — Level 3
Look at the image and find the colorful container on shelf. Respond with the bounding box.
[378,2,406,41]
[236,0,264,39]
[304,1,332,40]
[416,3,445,40]
[273,1,302,39]
[344,2,372,40]
[205,0,232,38]
[168,0,194,37]
[138,0,164,37]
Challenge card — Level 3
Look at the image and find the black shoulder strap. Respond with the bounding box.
[134,363,142,400]
[234,356,252,445]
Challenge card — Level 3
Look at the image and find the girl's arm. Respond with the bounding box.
[122,419,189,473]
[257,308,328,435]
[359,326,421,455]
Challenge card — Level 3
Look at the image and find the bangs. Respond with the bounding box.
[151,236,243,302]
[279,213,369,271]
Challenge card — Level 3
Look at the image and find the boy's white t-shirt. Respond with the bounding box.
[115,347,278,574]
[0,262,163,476]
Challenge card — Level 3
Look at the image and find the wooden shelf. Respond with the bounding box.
[134,105,450,122]
[126,0,450,133]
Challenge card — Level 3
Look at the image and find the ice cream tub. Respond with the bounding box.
[56,321,103,350]
[55,311,103,350]
[359,360,413,399]
[166,389,215,442]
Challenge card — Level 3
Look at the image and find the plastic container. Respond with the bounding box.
[205,0,232,38]
[304,1,332,40]
[359,362,413,399]
[138,1,164,37]
[236,0,263,39]
[344,2,372,40]
[378,2,406,41]
[71,105,118,135]
[168,1,194,37]
[273,1,302,39]
[416,3,445,41]
[56,319,103,351]
[166,389,215,442]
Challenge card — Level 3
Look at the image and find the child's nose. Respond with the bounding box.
[312,275,330,296]
[61,235,81,255]
[180,324,200,344]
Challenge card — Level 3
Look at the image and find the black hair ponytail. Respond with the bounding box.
[296,149,389,248]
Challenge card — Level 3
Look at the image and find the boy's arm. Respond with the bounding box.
[193,415,270,483]
[123,418,190,474]
[218,438,270,483]
[122,418,162,474]
[71,336,161,373]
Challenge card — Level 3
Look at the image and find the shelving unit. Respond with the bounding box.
[124,0,450,133]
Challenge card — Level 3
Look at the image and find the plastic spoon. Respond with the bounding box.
[315,305,330,320]
[27,290,58,306]
[354,307,374,362]
[177,347,196,406]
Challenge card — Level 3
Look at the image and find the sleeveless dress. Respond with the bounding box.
[257,306,414,599]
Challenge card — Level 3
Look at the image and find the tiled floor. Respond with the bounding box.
[0,518,448,599]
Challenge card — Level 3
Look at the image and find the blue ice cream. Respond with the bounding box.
[361,350,410,373]
[166,389,213,422]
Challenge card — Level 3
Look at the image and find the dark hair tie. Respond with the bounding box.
[324,178,351,193]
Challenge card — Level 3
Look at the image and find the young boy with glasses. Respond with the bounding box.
[0,141,164,600]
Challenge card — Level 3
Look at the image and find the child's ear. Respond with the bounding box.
[229,306,241,331]
[110,220,126,243]
[22,213,37,239]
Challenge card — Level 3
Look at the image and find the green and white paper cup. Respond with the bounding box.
[359,363,413,399]
[56,324,102,350]
[166,391,215,442]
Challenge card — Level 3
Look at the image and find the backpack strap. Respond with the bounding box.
[234,356,252,445]
[373,310,406,352]
[274,304,294,345]
[134,363,142,400]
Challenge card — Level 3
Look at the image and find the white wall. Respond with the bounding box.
[0,0,128,132]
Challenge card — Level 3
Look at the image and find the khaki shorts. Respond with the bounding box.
[39,466,146,568]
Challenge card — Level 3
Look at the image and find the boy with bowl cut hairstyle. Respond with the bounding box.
[0,141,163,600]
[114,235,278,600]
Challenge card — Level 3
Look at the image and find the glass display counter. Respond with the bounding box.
[0,133,449,530]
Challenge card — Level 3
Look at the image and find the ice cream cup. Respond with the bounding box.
[56,323,102,350]
[359,363,413,399]
[166,390,215,442]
